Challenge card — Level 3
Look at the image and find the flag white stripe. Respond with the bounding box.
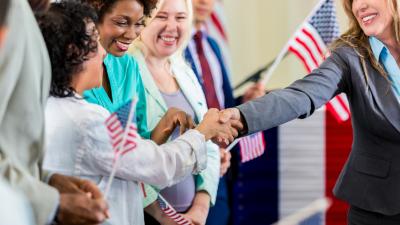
[303,23,328,56]
[298,29,325,65]
[279,109,326,222]
[290,40,319,71]
[327,96,350,121]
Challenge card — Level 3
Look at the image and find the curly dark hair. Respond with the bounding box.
[0,0,10,26]
[37,1,99,97]
[81,0,158,22]
[28,0,50,14]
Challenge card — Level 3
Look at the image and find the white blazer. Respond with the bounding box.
[43,96,207,225]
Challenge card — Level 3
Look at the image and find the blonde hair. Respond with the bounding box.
[132,0,193,67]
[331,0,400,82]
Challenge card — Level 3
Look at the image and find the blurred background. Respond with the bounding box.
[224,0,348,94]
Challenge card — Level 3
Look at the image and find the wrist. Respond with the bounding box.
[195,126,211,141]
[145,201,164,222]
[192,191,210,211]
[238,109,248,136]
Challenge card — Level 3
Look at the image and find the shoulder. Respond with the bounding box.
[46,96,110,126]
[330,46,359,62]
[321,46,360,72]
[104,53,139,71]
[173,58,200,85]
[106,53,143,90]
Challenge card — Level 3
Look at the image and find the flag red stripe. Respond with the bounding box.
[336,95,351,114]
[295,36,319,68]
[210,13,227,41]
[289,46,312,73]
[302,27,324,56]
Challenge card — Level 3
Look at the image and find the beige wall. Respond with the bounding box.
[224,0,349,95]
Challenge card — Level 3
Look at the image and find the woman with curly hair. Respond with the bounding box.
[39,1,236,225]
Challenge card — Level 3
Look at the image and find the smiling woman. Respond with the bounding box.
[219,0,400,224]
[333,0,400,79]
[82,0,158,56]
[129,0,221,225]
[82,0,158,139]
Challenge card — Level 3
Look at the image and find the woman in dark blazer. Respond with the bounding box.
[220,0,400,224]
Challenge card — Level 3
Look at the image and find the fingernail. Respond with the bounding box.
[96,213,105,222]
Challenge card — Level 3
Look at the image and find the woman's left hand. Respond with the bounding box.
[151,107,195,145]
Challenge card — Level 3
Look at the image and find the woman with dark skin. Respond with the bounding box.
[82,0,197,152]
[80,1,238,224]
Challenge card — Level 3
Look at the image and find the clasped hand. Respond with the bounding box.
[151,107,244,146]
[195,108,243,146]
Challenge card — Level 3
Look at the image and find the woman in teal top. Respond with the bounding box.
[84,53,150,137]
[80,2,208,223]
[82,0,158,138]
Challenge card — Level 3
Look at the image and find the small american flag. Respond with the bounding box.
[239,132,266,163]
[103,98,139,198]
[157,195,192,225]
[105,100,138,157]
[288,0,350,122]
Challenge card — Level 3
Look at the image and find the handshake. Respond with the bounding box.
[196,108,244,146]
[152,107,244,146]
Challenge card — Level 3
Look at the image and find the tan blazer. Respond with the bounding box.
[0,0,58,224]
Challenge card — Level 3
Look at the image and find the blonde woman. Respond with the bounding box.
[220,0,400,224]
[129,0,220,224]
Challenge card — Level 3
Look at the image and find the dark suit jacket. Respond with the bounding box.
[237,46,400,215]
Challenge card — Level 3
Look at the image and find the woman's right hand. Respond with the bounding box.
[195,108,242,144]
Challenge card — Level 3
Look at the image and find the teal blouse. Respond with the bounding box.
[83,53,150,138]
[369,37,400,103]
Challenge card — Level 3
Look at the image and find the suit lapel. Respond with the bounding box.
[367,65,400,133]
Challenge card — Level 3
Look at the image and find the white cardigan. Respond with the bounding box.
[43,96,207,225]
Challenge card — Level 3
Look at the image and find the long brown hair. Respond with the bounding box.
[331,0,400,81]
